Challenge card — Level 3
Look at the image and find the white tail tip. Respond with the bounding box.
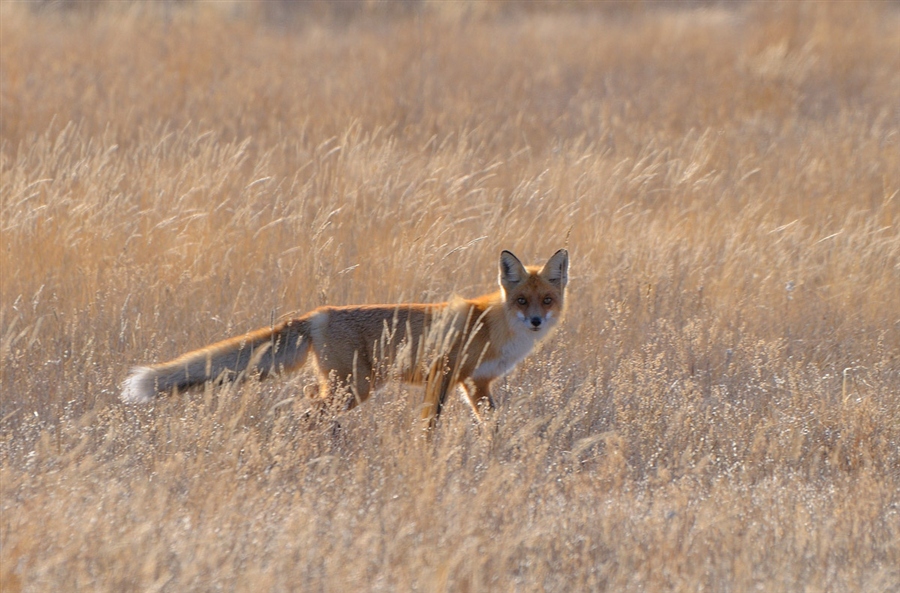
[121,367,156,403]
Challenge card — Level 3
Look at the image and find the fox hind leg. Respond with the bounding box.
[343,369,374,411]
[307,358,375,414]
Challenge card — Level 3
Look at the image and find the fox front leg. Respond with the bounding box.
[461,378,495,422]
[421,357,457,429]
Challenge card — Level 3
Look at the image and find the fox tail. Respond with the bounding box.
[121,317,312,403]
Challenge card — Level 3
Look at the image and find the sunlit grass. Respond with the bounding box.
[2,2,899,591]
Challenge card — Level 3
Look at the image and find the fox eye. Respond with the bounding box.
[516,297,527,306]
[543,297,553,305]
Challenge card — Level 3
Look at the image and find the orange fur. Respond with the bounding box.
[122,250,568,426]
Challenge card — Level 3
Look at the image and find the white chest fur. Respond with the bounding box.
[471,331,539,381]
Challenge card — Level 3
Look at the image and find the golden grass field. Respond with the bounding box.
[2,1,899,590]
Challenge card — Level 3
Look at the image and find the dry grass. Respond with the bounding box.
[2,1,899,591]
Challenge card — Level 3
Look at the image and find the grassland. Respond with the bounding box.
[2,1,899,591]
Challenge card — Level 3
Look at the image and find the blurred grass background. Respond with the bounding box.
[1,1,899,590]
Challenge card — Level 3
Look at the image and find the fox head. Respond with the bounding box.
[499,249,568,336]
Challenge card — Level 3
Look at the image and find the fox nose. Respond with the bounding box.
[530,316,542,328]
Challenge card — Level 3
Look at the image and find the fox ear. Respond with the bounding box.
[499,250,527,291]
[540,249,568,288]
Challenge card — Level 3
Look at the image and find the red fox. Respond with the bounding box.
[121,249,568,426]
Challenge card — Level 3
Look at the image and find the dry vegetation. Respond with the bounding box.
[2,1,899,590]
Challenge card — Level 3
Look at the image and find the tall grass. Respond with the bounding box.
[2,2,899,591]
